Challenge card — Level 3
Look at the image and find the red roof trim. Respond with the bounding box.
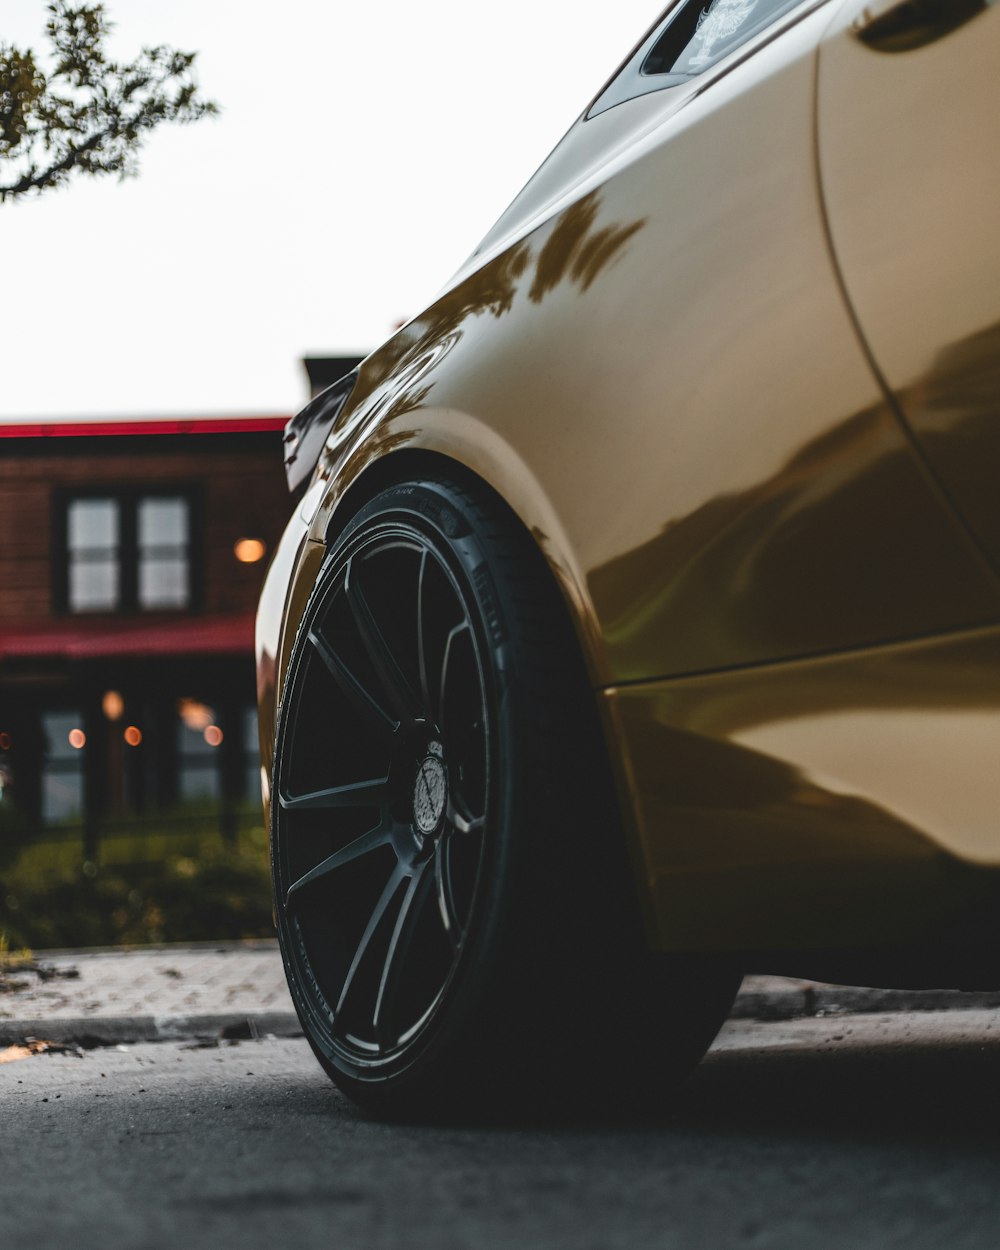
[0,613,255,661]
[0,417,288,439]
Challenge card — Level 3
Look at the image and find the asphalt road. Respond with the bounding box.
[3,1010,1000,1250]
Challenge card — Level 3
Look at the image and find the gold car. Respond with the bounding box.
[256,0,1000,1114]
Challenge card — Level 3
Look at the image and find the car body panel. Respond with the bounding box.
[302,1,1000,691]
[609,622,1000,951]
[818,0,1000,567]
[255,515,325,836]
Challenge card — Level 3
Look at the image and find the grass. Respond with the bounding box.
[0,932,34,971]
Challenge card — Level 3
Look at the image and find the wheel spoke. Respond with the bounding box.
[446,798,485,836]
[434,838,462,949]
[308,626,395,734]
[416,549,431,708]
[279,775,388,812]
[373,858,436,1047]
[284,819,394,910]
[333,863,408,1025]
[437,621,470,735]
[346,559,421,730]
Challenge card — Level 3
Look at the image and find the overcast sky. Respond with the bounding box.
[2,0,663,420]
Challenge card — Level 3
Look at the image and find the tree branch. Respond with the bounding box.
[0,1,216,202]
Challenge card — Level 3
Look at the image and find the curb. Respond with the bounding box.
[729,984,1000,1022]
[3,984,1000,1050]
[0,1012,302,1048]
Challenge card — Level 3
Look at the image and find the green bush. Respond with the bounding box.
[0,801,32,873]
[0,833,274,949]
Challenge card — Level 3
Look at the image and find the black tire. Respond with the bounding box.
[271,474,740,1117]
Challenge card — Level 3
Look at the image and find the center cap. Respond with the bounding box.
[413,747,447,836]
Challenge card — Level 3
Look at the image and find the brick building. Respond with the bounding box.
[0,416,294,850]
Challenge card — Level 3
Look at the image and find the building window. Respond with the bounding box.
[61,491,195,613]
[41,710,86,825]
[176,698,223,802]
[138,497,190,609]
[67,498,120,612]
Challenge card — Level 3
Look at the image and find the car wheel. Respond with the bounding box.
[271,474,740,1116]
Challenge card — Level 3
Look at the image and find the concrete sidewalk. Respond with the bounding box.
[0,940,299,1047]
[2,940,1000,1049]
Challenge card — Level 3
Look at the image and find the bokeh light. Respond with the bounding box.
[102,689,124,720]
[234,538,266,564]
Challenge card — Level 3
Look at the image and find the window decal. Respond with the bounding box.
[687,0,761,69]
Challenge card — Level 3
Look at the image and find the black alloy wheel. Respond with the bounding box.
[272,476,741,1116]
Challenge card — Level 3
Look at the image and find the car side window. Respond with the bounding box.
[589,0,811,117]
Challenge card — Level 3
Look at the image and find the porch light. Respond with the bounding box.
[234,537,266,564]
[102,690,124,720]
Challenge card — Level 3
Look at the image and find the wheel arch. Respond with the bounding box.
[305,446,655,935]
[314,444,611,692]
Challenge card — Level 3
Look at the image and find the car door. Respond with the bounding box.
[817,0,1000,568]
